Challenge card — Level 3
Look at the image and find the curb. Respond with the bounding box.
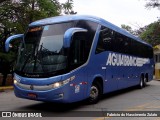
[0,86,13,92]
[154,79,160,81]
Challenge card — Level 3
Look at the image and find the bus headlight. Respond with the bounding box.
[51,76,75,89]
[14,78,20,85]
[14,75,21,85]
[14,79,18,84]
[14,79,21,86]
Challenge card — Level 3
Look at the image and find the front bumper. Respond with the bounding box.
[14,84,70,103]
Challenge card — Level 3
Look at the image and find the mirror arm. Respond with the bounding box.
[5,34,24,52]
[64,28,88,48]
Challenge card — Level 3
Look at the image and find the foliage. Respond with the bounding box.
[140,21,160,46]
[61,0,77,14]
[121,24,145,36]
[145,0,160,9]
[121,24,134,34]
[121,22,160,46]
[141,0,160,46]
[0,51,15,63]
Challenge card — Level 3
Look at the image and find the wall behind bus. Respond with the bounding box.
[154,48,160,79]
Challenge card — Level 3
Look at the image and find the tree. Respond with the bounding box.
[140,21,160,46]
[121,24,142,36]
[145,0,160,9]
[141,0,160,46]
[62,0,77,14]
[121,24,134,34]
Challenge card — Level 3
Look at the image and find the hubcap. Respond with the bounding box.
[90,86,99,100]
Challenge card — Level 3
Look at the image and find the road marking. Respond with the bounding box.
[94,116,111,120]
[146,106,160,109]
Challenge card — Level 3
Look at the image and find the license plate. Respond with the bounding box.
[28,93,37,99]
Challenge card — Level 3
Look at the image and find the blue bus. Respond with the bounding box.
[5,15,154,104]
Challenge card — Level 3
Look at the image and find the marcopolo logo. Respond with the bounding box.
[106,53,150,67]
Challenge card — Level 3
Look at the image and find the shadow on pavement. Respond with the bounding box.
[17,84,152,115]
[101,84,151,101]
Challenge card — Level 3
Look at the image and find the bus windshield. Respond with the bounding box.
[15,22,74,77]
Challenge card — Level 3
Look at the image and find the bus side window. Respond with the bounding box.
[96,26,113,54]
[114,33,123,53]
[124,38,130,54]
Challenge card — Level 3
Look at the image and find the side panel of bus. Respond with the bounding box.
[93,24,153,93]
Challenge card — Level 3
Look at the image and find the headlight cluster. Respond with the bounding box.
[14,79,18,84]
[50,76,75,89]
[14,75,20,85]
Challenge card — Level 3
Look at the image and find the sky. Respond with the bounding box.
[59,0,160,30]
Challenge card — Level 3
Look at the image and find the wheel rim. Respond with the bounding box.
[90,86,99,100]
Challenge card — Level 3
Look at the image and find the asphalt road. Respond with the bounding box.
[0,80,160,120]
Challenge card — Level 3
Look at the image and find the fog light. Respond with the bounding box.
[59,93,63,97]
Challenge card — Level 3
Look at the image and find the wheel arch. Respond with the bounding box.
[92,75,104,94]
[141,73,145,79]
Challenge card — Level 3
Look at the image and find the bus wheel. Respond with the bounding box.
[88,82,101,104]
[138,76,144,89]
[143,77,147,87]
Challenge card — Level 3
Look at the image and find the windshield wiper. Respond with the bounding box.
[21,52,32,72]
[38,43,47,74]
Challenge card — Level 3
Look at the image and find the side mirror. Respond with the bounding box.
[63,28,87,48]
[5,34,24,52]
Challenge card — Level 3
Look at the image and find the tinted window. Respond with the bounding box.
[76,20,98,55]
[96,26,114,54]
[96,26,153,58]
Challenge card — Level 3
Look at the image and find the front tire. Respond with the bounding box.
[88,82,101,104]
